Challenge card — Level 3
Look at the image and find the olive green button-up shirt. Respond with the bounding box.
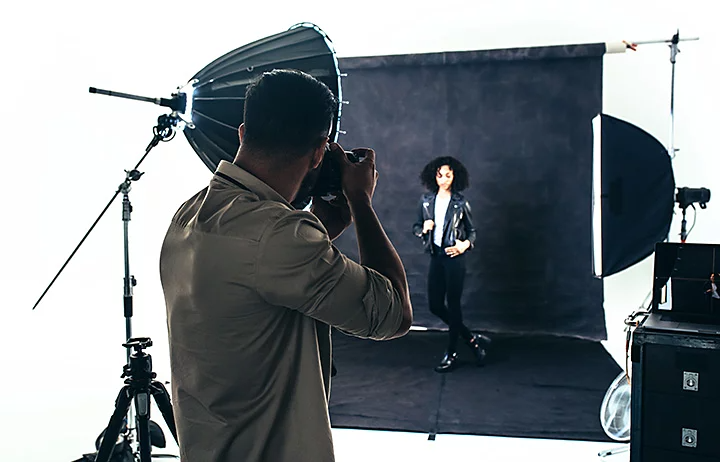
[160,160,403,462]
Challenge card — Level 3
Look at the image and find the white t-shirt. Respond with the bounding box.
[433,194,451,247]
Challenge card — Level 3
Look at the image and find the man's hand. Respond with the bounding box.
[311,195,352,241]
[327,142,377,207]
[445,240,470,257]
[422,220,434,234]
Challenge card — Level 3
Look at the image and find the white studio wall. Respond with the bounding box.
[0,1,717,461]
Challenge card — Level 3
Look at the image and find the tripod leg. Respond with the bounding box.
[150,381,178,443]
[94,386,133,462]
[135,388,152,462]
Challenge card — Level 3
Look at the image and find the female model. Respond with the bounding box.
[413,156,490,372]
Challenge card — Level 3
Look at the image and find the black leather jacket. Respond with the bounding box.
[412,192,476,254]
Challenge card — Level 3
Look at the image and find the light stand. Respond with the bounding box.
[680,206,691,243]
[33,112,181,360]
[121,168,142,366]
[628,30,698,159]
[33,100,183,460]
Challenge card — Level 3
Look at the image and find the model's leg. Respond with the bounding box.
[444,254,467,353]
[427,254,450,325]
[445,255,486,366]
[434,253,464,373]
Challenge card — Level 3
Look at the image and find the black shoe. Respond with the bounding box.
[468,335,487,366]
[434,352,458,373]
[470,345,487,366]
[471,333,492,347]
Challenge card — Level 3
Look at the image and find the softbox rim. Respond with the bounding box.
[182,23,343,173]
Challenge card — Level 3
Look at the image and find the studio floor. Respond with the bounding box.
[327,330,630,462]
[332,429,628,462]
[328,332,631,461]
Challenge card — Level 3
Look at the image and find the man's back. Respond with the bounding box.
[160,161,404,462]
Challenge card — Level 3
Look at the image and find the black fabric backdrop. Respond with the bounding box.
[335,44,607,340]
[329,331,622,442]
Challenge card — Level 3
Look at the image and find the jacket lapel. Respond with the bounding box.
[424,194,436,220]
[442,194,454,238]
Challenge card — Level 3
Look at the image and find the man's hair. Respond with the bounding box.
[419,156,470,192]
[242,69,338,159]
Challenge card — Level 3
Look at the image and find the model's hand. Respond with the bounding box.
[422,220,434,234]
[311,194,352,241]
[445,240,470,257]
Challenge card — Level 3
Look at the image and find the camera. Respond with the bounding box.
[312,148,366,201]
[291,147,366,208]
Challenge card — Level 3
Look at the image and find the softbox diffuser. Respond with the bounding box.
[592,113,675,278]
[184,23,342,171]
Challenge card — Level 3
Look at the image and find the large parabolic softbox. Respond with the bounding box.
[183,23,343,171]
[592,113,675,278]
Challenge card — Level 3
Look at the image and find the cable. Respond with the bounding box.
[686,205,698,238]
[621,289,653,384]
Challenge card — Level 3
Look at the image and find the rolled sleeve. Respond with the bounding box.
[255,212,403,340]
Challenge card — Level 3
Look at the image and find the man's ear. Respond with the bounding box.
[238,123,245,143]
[310,138,328,169]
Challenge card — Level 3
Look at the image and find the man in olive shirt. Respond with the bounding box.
[159,69,413,462]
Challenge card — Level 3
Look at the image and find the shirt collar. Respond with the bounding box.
[214,160,293,208]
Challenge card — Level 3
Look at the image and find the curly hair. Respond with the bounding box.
[419,156,469,192]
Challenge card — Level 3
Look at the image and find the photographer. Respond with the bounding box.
[159,69,412,462]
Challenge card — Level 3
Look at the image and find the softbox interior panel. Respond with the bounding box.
[334,45,606,339]
[593,113,675,278]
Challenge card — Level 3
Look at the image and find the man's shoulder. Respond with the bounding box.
[260,208,328,248]
[171,188,208,226]
[221,199,318,244]
[172,189,316,242]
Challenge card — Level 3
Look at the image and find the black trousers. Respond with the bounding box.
[428,245,474,353]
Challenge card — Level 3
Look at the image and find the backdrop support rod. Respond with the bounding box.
[629,36,699,46]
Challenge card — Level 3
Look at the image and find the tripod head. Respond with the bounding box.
[123,337,153,352]
[121,337,156,382]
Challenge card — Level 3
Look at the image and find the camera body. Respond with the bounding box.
[291,148,366,208]
[312,150,365,200]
